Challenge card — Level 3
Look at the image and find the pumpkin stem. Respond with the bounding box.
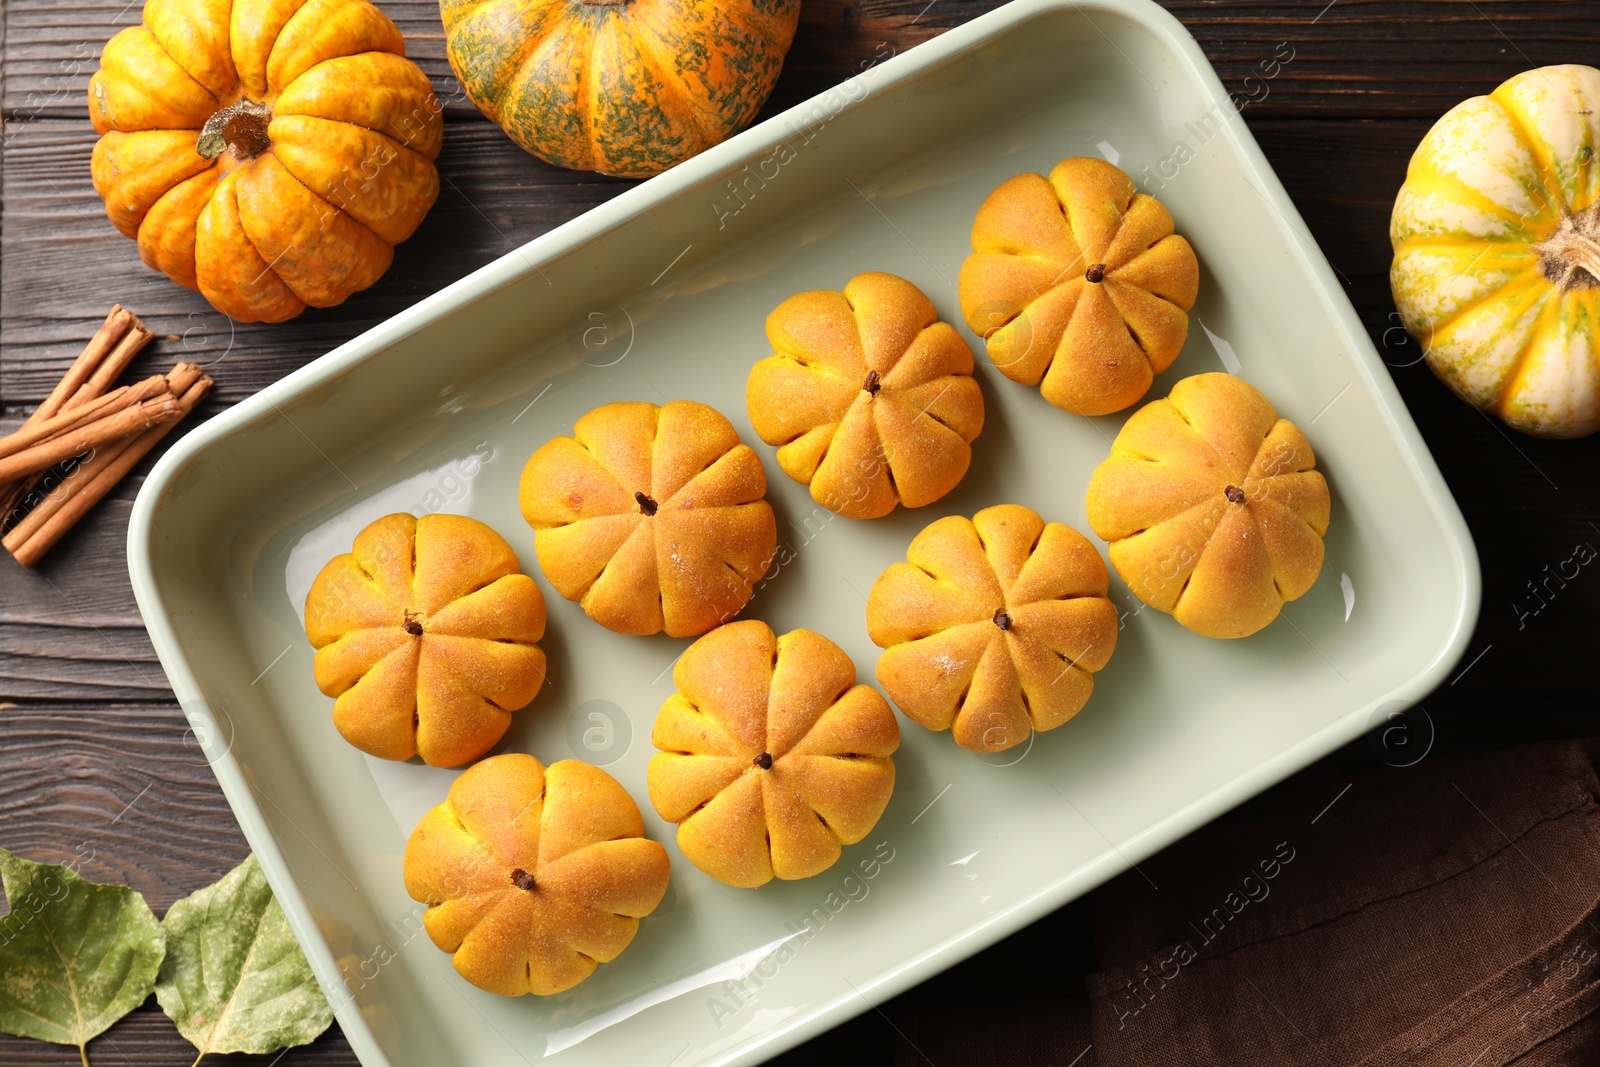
[197,100,272,162]
[1538,205,1600,291]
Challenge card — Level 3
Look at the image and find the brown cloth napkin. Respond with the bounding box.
[893,741,1600,1067]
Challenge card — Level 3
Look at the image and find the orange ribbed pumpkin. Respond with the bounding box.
[88,0,443,323]
[439,0,801,178]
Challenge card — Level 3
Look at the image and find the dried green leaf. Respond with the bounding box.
[0,847,165,1065]
[194,130,228,160]
[155,854,333,1062]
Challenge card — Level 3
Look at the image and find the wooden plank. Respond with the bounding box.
[780,0,1600,120]
[0,121,628,408]
[0,482,169,700]
[0,0,987,122]
[1,1009,362,1066]
[1,1004,885,1066]
[0,702,245,907]
[0,699,349,1063]
[2,1,1598,1065]
[6,0,1598,124]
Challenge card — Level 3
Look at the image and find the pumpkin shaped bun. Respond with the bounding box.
[520,400,777,637]
[88,0,442,323]
[958,157,1199,416]
[440,0,801,178]
[1086,373,1332,639]
[304,514,547,767]
[403,753,671,996]
[868,505,1118,754]
[747,272,986,519]
[647,621,899,888]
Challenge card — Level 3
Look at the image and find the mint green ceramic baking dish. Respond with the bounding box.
[127,1,1480,1064]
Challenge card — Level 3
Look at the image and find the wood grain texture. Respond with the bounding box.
[1,122,625,407]
[5,0,1593,121]
[2,0,1599,1064]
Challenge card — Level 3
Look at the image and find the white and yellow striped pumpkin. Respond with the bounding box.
[1391,64,1600,438]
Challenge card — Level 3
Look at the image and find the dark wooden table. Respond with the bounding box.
[3,1,1598,1064]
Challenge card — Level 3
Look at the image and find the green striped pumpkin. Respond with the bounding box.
[1391,64,1600,438]
[440,0,802,178]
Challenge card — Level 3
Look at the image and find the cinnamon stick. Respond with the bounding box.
[162,361,206,396]
[3,449,111,553]
[0,375,170,462]
[4,363,206,545]
[0,396,180,484]
[8,375,212,567]
[30,306,132,425]
[0,309,154,524]
[67,314,155,408]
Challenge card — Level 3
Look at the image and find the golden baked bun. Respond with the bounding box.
[958,157,1199,416]
[1085,373,1332,639]
[747,271,985,519]
[646,620,898,887]
[304,513,547,767]
[519,400,777,637]
[867,505,1118,754]
[403,753,670,996]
